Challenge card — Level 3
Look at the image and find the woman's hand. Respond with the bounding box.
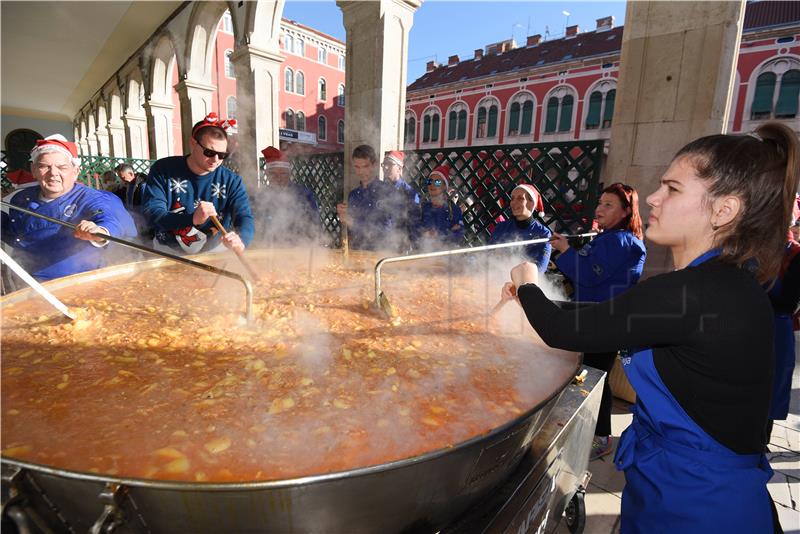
[510,262,538,290]
[500,282,517,302]
[550,232,569,253]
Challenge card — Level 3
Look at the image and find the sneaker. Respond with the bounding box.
[590,436,614,461]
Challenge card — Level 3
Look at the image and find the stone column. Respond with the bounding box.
[175,79,216,152]
[337,0,421,194]
[143,100,176,160]
[230,45,285,191]
[107,123,127,158]
[605,0,745,274]
[122,113,149,160]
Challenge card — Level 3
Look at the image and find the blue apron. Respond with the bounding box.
[614,249,775,533]
[769,275,796,421]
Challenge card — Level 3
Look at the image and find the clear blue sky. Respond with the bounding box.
[282,0,627,82]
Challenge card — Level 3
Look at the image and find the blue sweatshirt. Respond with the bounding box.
[1,184,136,280]
[554,229,646,302]
[346,178,397,250]
[419,199,464,245]
[489,216,552,271]
[142,157,254,254]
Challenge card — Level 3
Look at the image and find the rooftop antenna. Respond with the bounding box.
[545,25,550,40]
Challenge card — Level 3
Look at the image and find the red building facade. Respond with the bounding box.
[404,1,800,151]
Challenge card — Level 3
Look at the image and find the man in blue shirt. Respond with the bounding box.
[2,135,136,281]
[142,112,254,255]
[382,150,420,251]
[336,145,398,251]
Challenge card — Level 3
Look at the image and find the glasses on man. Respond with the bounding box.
[196,140,229,160]
[425,178,445,187]
[381,161,397,169]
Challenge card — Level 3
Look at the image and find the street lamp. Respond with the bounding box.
[562,10,571,33]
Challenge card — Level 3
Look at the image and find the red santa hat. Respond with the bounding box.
[261,146,291,170]
[30,135,80,167]
[384,150,404,167]
[428,165,450,188]
[192,112,237,137]
[513,184,545,217]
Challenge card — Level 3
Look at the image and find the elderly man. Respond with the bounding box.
[142,112,254,255]
[336,144,399,251]
[252,146,320,245]
[1,135,136,281]
[489,183,551,271]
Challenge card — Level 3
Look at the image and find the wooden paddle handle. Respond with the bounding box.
[209,216,259,281]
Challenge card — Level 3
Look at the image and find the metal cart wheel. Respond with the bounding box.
[564,491,586,534]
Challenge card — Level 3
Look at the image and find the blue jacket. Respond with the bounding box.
[555,229,646,303]
[346,178,397,250]
[418,199,464,245]
[142,157,254,254]
[252,182,320,245]
[392,180,421,247]
[489,217,552,271]
[1,184,136,280]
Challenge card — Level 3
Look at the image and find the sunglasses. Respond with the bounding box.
[425,179,445,186]
[196,139,229,160]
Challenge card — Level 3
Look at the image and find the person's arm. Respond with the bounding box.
[89,194,137,238]
[771,253,800,314]
[525,226,552,272]
[516,271,699,353]
[555,236,632,288]
[141,166,194,231]
[450,203,465,241]
[227,178,255,246]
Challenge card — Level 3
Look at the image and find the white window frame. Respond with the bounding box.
[318,47,327,64]
[318,115,327,141]
[224,49,235,79]
[742,55,800,133]
[221,11,233,34]
[474,96,501,142]
[540,84,578,141]
[445,101,469,147]
[581,79,617,141]
[295,70,305,96]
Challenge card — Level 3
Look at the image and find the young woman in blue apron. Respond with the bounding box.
[502,122,798,533]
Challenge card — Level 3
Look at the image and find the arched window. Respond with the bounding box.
[585,82,616,130]
[295,38,304,56]
[285,109,295,130]
[318,116,327,140]
[224,50,235,78]
[421,108,440,143]
[543,87,576,134]
[447,103,468,141]
[338,55,345,70]
[475,98,499,139]
[405,114,416,144]
[226,96,237,122]
[285,69,294,93]
[507,93,535,137]
[318,78,327,101]
[296,111,306,131]
[431,113,440,142]
[750,58,800,121]
[337,84,345,106]
[295,71,305,95]
[337,120,345,143]
[221,11,233,34]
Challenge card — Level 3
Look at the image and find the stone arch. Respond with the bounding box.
[149,33,180,102]
[94,96,111,156]
[185,1,232,83]
[107,86,127,157]
[235,0,283,49]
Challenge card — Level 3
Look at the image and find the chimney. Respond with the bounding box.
[526,34,542,46]
[474,48,483,60]
[596,16,614,30]
[426,60,438,72]
[566,25,579,37]
[448,54,460,66]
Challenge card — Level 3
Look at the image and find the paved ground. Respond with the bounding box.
[556,350,800,534]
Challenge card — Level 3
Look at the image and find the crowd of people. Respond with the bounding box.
[1,113,797,532]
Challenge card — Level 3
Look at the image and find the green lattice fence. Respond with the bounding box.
[278,140,604,247]
[76,155,155,188]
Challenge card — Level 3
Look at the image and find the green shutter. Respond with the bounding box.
[775,70,800,118]
[521,101,533,135]
[602,90,616,127]
[545,97,559,133]
[408,118,416,143]
[457,110,467,140]
[508,102,521,135]
[488,105,498,137]
[432,114,440,142]
[751,72,776,119]
[558,95,574,132]
[423,116,431,142]
[448,111,457,141]
[476,107,487,138]
[585,92,602,129]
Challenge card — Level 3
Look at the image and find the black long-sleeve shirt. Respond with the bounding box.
[518,258,774,454]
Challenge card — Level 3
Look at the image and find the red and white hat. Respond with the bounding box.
[261,146,291,170]
[429,165,450,188]
[30,134,80,167]
[192,112,237,137]
[384,150,404,167]
[513,184,545,217]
